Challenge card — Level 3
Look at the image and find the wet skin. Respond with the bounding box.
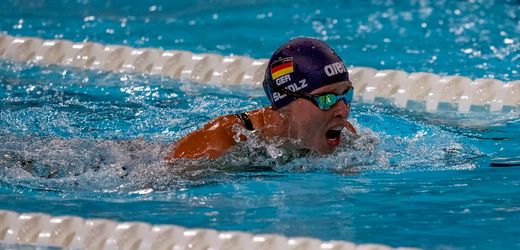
[166,81,356,160]
[282,81,354,154]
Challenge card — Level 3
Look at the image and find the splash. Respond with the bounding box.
[216,124,384,173]
[0,136,183,194]
[0,115,487,197]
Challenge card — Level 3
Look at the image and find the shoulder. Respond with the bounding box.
[204,114,241,131]
[165,114,244,160]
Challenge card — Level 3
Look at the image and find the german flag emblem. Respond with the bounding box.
[271,57,294,79]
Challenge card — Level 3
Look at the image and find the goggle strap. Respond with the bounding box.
[268,81,353,110]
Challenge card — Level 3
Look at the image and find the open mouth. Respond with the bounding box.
[325,126,342,147]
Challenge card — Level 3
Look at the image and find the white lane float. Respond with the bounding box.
[1,34,517,113]
[0,210,419,250]
[2,33,518,249]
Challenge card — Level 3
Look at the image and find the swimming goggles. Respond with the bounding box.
[269,82,354,110]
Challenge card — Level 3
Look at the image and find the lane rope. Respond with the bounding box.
[2,34,514,249]
[0,210,419,250]
[1,34,518,113]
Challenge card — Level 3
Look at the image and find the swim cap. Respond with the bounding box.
[263,37,349,109]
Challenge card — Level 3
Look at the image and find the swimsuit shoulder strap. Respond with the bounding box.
[234,112,255,131]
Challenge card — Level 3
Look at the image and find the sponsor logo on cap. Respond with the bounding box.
[324,62,346,77]
[271,57,294,79]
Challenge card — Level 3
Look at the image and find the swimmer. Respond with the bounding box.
[166,37,357,160]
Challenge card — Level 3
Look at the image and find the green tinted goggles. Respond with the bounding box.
[269,82,354,111]
[311,87,354,110]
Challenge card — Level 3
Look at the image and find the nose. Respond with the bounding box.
[331,99,350,119]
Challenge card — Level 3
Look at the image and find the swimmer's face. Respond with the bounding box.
[283,81,352,154]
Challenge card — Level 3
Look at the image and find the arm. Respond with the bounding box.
[165,115,243,160]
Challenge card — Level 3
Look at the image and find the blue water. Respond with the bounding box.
[1,0,518,81]
[1,1,520,249]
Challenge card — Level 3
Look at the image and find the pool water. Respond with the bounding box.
[1,0,519,249]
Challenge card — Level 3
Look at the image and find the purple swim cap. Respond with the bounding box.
[263,37,349,109]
